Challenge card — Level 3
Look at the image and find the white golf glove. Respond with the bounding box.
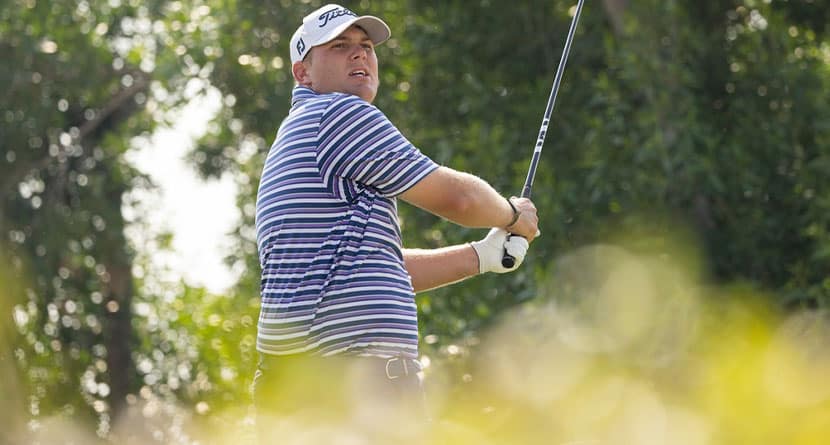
[470,228,530,274]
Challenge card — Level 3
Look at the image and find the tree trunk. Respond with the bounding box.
[105,261,134,421]
[0,256,27,445]
[101,184,135,424]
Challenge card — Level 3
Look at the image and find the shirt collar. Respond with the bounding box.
[291,85,318,107]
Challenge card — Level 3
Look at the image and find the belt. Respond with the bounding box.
[258,353,422,381]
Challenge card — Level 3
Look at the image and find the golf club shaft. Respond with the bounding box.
[502,0,585,268]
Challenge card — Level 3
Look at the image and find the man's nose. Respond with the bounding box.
[350,46,367,59]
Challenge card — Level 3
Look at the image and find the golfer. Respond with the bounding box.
[252,3,540,439]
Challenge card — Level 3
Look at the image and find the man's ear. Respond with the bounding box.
[292,60,311,86]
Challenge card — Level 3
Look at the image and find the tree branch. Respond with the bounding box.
[1,72,150,195]
[78,71,150,140]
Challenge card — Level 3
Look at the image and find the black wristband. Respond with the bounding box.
[505,197,520,228]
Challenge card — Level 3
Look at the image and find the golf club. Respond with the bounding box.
[502,0,586,268]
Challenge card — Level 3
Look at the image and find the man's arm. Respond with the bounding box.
[398,166,538,241]
[404,229,530,293]
[403,245,478,293]
[399,166,538,292]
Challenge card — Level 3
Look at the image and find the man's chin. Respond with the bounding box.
[339,81,375,102]
[352,88,377,103]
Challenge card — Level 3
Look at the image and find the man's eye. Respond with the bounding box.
[362,44,373,51]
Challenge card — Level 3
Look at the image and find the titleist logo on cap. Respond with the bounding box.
[317,7,357,27]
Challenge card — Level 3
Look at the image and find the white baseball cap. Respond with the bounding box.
[289,4,391,64]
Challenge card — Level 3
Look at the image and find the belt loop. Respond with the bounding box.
[385,357,400,379]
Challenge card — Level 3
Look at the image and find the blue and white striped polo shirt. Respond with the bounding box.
[255,86,439,359]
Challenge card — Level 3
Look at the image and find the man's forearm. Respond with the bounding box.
[399,167,538,240]
[403,245,479,293]
[437,172,516,228]
[399,167,515,228]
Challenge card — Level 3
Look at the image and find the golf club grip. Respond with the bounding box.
[501,188,532,268]
[501,244,518,268]
[501,231,529,268]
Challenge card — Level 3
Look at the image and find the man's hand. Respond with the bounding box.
[470,228,530,274]
[504,196,539,242]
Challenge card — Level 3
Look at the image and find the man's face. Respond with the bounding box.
[296,26,379,103]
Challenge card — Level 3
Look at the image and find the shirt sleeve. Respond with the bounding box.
[316,95,439,201]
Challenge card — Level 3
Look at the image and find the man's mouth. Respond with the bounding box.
[349,70,368,77]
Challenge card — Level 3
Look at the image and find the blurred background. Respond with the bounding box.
[1,0,829,444]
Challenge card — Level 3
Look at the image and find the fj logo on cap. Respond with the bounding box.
[296,38,306,56]
[317,7,357,28]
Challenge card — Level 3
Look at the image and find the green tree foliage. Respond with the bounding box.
[1,0,829,442]
[1,0,155,438]
[0,0,223,440]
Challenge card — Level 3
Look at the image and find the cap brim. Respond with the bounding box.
[351,16,391,45]
[316,15,391,48]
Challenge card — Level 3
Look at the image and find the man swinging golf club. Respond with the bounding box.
[252,3,540,440]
